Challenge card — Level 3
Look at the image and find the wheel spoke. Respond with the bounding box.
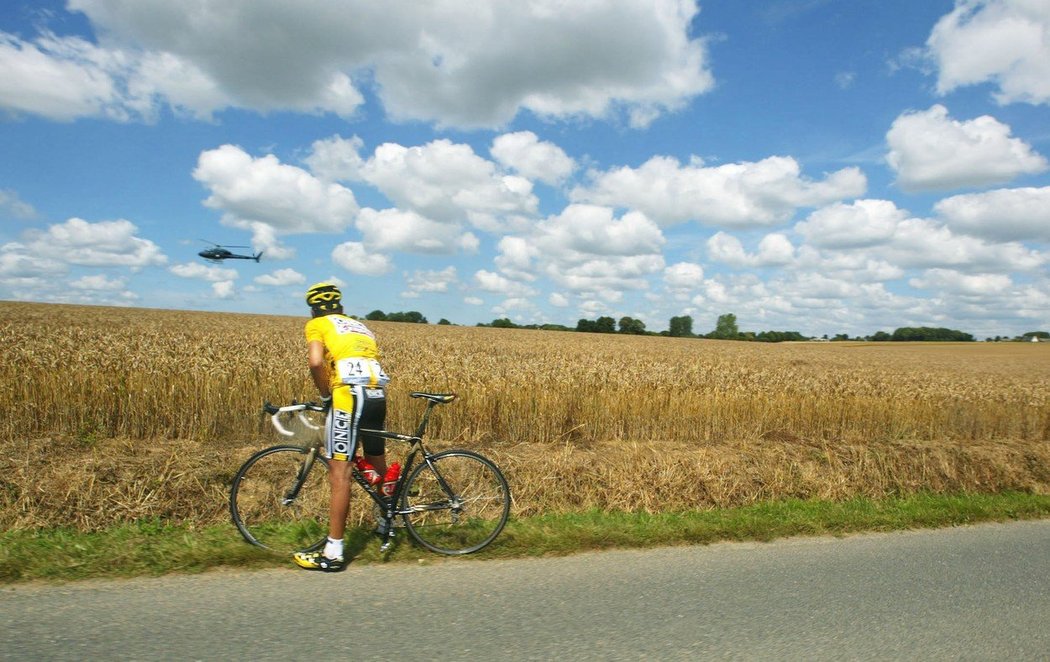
[230,446,328,555]
[402,451,510,555]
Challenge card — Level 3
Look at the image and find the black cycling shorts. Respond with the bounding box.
[324,384,387,461]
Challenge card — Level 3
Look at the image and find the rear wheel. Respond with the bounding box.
[402,450,510,555]
[230,445,329,555]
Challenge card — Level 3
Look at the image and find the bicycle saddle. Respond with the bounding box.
[410,392,457,404]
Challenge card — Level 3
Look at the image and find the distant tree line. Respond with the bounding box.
[479,318,574,331]
[987,331,1048,342]
[478,312,803,341]
[573,316,648,334]
[364,310,429,324]
[475,312,1017,343]
[363,309,1041,343]
[885,327,974,342]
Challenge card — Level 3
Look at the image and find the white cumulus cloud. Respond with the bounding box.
[879,217,1045,272]
[20,218,166,268]
[926,0,1050,105]
[0,32,123,121]
[537,204,664,256]
[355,208,479,255]
[170,262,238,282]
[664,262,705,290]
[194,144,359,238]
[572,155,866,228]
[212,280,236,299]
[490,131,576,185]
[402,266,458,298]
[254,268,305,287]
[0,189,37,219]
[0,244,67,278]
[474,269,537,298]
[484,204,667,300]
[304,134,366,182]
[795,199,907,248]
[7,0,712,128]
[359,139,538,231]
[910,268,1013,297]
[886,105,1047,191]
[934,186,1050,242]
[331,241,393,276]
[69,274,127,291]
[707,232,795,267]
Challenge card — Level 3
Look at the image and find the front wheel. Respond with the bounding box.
[229,445,329,555]
[401,450,511,555]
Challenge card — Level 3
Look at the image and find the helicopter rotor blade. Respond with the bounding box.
[198,239,251,248]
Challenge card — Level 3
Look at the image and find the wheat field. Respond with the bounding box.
[2,301,1048,531]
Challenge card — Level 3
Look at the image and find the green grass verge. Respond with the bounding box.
[3,491,1049,584]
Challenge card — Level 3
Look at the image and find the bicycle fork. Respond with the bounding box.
[282,447,319,506]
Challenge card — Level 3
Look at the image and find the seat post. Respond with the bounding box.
[413,400,439,438]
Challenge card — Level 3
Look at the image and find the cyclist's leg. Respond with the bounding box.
[323,386,361,542]
[326,459,352,541]
[356,386,388,536]
[295,392,358,570]
[359,386,387,475]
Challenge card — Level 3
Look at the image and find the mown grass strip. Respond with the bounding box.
[3,491,1049,583]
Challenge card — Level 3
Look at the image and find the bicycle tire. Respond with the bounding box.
[401,450,510,555]
[229,445,329,555]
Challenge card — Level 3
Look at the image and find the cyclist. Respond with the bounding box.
[293,282,390,572]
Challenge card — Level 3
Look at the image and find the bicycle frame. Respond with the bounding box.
[359,398,455,550]
[240,391,509,557]
[264,393,457,552]
[282,446,322,506]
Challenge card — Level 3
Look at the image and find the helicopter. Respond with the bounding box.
[198,241,263,263]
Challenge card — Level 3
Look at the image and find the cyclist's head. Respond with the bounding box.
[305,282,343,316]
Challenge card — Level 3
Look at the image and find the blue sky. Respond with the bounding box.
[1,0,1048,338]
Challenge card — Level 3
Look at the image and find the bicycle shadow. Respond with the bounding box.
[344,527,403,561]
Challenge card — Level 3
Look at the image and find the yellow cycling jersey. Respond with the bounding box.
[304,314,388,389]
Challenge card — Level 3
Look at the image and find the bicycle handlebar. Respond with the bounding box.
[262,400,327,437]
[263,392,456,438]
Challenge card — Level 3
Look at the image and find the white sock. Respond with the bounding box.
[324,537,343,559]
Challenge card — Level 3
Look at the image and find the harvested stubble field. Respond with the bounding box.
[2,301,1048,532]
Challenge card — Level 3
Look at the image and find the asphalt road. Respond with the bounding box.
[2,520,1048,661]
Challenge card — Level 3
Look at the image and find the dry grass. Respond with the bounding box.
[2,301,1048,531]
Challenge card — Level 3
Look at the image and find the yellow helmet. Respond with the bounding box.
[305,282,342,311]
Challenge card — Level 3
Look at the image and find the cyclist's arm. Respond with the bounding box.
[307,340,331,398]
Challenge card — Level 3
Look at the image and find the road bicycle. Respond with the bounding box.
[229,392,511,557]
